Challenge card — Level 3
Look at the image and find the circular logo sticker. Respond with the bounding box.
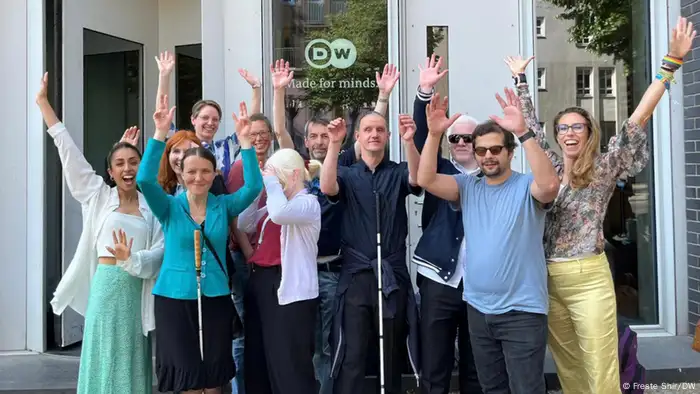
[305,38,357,69]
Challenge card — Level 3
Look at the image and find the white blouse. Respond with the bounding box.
[238,175,321,305]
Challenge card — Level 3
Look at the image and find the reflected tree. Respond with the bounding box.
[304,0,388,146]
[545,0,633,72]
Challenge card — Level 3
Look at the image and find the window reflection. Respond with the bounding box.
[273,0,389,153]
[536,0,657,325]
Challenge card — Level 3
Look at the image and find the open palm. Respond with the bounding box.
[155,51,175,76]
[670,16,697,59]
[376,64,400,95]
[489,105,526,136]
[418,54,448,89]
[426,94,460,135]
[105,229,133,261]
[271,59,294,89]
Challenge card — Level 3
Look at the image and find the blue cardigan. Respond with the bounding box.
[136,138,263,300]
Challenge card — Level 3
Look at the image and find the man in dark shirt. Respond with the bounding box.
[320,112,422,394]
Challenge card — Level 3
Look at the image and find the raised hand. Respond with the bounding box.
[418,54,448,91]
[398,114,417,143]
[503,55,535,76]
[232,101,252,144]
[426,93,461,136]
[121,126,140,146]
[261,164,276,178]
[495,87,519,111]
[153,94,176,132]
[489,88,526,136]
[271,59,294,90]
[376,64,400,96]
[670,16,697,59]
[327,118,347,144]
[36,72,49,104]
[155,51,175,76]
[105,229,133,262]
[238,68,262,88]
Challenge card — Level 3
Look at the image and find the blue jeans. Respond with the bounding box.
[313,270,339,394]
[230,250,250,394]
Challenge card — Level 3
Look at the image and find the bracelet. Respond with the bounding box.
[377,97,389,103]
[662,55,683,72]
[656,69,675,90]
[518,130,535,144]
[512,73,527,86]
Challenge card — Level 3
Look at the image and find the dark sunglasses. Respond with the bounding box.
[448,134,473,144]
[474,145,504,156]
[556,123,587,134]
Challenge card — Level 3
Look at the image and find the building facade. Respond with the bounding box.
[0,0,691,355]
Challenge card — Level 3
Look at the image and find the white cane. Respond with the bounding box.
[375,193,385,394]
[194,229,204,360]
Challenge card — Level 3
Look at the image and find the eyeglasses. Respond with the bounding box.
[556,123,587,134]
[474,145,505,156]
[448,134,473,144]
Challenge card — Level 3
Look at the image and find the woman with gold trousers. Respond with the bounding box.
[502,17,695,394]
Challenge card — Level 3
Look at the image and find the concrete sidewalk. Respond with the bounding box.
[1,335,699,393]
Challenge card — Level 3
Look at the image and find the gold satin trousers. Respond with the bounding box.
[547,253,621,394]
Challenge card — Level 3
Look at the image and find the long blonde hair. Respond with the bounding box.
[552,107,601,189]
[266,148,322,189]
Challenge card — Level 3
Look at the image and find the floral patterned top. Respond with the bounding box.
[516,83,650,259]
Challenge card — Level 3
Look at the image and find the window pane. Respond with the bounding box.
[175,44,202,131]
[426,26,451,159]
[272,0,390,156]
[536,0,657,324]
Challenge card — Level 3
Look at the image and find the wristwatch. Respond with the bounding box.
[512,73,527,85]
[519,130,535,143]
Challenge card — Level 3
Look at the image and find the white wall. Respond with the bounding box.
[202,0,263,139]
[159,0,202,115]
[0,0,44,352]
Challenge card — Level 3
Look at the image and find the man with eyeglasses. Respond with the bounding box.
[417,92,560,394]
[409,54,481,394]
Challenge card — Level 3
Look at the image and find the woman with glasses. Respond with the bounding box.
[502,17,695,393]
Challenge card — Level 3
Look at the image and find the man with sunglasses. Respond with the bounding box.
[409,54,481,394]
[417,92,559,394]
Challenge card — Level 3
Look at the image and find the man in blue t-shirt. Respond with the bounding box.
[416,93,560,393]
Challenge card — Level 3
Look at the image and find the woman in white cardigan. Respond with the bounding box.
[39,73,164,394]
[237,149,321,394]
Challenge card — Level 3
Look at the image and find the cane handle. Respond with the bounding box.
[194,230,202,271]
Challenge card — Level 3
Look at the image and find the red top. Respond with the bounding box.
[227,159,267,250]
[248,212,282,267]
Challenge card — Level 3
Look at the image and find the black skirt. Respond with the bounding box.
[154,294,236,392]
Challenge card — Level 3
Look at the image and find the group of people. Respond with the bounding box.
[46,16,694,394]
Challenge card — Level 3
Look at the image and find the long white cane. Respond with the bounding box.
[375,193,385,394]
[194,230,204,360]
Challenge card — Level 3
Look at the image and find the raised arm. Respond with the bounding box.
[224,102,264,217]
[270,59,295,150]
[136,94,176,221]
[238,68,262,114]
[413,53,448,154]
[320,118,347,197]
[503,55,563,173]
[630,17,694,127]
[155,51,174,115]
[36,72,105,204]
[489,93,559,204]
[373,63,400,116]
[417,94,461,202]
[398,114,420,187]
[262,172,320,225]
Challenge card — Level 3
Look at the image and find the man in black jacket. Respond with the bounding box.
[411,54,482,394]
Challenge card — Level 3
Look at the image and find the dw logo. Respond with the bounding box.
[305,38,357,69]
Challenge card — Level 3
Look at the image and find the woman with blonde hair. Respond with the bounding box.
[237,148,322,394]
[502,17,695,394]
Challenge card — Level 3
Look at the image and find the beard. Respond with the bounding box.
[479,160,504,177]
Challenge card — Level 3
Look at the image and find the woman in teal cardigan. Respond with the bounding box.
[137,94,263,394]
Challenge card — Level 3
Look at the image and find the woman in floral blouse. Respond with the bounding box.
[501,17,696,394]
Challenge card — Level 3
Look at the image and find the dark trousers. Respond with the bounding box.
[418,276,481,394]
[334,270,408,394]
[243,264,318,394]
[466,304,547,394]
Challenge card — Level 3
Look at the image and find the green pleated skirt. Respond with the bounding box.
[77,264,152,394]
